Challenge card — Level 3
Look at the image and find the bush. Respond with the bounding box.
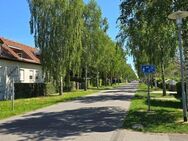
[64,81,82,92]
[45,83,56,95]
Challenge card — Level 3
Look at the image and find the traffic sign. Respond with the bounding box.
[141,65,156,74]
[141,64,156,112]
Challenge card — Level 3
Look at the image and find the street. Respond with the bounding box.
[0,82,138,141]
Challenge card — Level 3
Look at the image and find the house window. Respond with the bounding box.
[17,53,23,58]
[29,70,34,80]
[20,69,24,81]
[35,71,39,80]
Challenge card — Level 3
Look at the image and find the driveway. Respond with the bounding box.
[0,82,138,141]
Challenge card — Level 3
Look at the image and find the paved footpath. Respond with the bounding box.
[0,82,187,141]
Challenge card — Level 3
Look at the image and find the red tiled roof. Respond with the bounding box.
[0,37,40,64]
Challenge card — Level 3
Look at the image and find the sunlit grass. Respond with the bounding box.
[123,83,188,133]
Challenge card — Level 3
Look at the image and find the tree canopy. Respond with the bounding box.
[28,0,137,94]
[117,0,188,95]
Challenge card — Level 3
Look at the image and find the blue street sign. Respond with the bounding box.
[141,65,156,74]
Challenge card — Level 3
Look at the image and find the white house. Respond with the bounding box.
[0,37,43,100]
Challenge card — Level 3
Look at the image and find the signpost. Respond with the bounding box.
[12,78,15,111]
[141,65,156,74]
[141,65,156,111]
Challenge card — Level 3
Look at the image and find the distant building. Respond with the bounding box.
[0,37,43,100]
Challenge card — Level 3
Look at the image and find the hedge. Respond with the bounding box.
[14,83,45,99]
[14,83,57,99]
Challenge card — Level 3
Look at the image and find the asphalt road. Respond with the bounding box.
[0,82,138,141]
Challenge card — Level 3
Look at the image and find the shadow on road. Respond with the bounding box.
[103,90,136,93]
[74,85,137,104]
[0,107,127,140]
[76,94,133,104]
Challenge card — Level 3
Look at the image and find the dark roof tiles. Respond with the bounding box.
[0,37,40,64]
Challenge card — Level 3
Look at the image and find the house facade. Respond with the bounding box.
[0,37,43,100]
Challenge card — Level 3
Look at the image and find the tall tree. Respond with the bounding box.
[28,0,84,94]
[118,0,177,96]
[82,0,106,89]
[82,0,102,90]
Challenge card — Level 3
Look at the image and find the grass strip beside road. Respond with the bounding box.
[0,83,124,120]
[123,83,188,133]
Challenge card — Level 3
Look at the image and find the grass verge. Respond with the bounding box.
[0,83,124,120]
[123,83,188,133]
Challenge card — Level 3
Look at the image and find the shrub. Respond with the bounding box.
[64,81,78,91]
[45,83,56,95]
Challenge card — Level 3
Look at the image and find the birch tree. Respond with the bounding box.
[118,0,177,96]
[28,0,84,94]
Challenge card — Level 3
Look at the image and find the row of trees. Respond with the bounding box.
[28,0,137,94]
[118,0,188,96]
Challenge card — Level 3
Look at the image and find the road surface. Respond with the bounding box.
[0,82,138,141]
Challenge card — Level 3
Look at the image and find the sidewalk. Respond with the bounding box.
[150,90,177,94]
[122,130,188,141]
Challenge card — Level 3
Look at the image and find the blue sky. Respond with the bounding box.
[0,0,134,69]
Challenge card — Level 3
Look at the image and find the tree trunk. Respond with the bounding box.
[84,65,88,91]
[65,72,71,91]
[96,71,99,88]
[59,77,63,95]
[150,75,153,89]
[110,75,113,86]
[105,73,108,86]
[183,26,188,108]
[161,62,166,96]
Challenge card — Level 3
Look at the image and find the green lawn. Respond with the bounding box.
[0,84,124,120]
[123,83,188,133]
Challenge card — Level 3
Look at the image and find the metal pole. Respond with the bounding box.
[12,78,15,111]
[147,74,151,111]
[84,64,87,91]
[178,25,187,122]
